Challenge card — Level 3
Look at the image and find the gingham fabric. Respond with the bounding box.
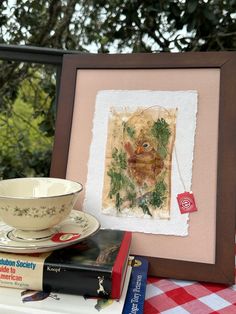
[144,251,236,313]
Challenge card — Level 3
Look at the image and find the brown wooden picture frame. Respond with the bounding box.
[50,52,236,284]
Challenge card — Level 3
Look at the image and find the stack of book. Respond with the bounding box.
[0,229,148,313]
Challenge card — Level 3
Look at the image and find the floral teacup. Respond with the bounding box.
[0,177,82,241]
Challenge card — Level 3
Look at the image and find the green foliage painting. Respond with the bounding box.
[102,107,177,219]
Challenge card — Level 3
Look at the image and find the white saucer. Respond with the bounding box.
[0,210,100,253]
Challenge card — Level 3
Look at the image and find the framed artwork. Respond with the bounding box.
[50,52,236,284]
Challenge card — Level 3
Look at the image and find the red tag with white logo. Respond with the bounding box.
[51,233,81,243]
[177,192,198,214]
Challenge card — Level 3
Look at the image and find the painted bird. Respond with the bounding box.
[124,138,164,187]
[21,290,56,302]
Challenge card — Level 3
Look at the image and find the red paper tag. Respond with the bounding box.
[51,233,81,243]
[177,192,197,214]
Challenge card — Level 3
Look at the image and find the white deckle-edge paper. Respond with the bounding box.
[83,90,198,236]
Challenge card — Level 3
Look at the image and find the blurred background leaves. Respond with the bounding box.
[0,0,236,178]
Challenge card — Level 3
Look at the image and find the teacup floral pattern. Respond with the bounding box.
[0,203,72,218]
[71,212,90,232]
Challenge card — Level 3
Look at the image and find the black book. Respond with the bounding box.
[0,229,132,299]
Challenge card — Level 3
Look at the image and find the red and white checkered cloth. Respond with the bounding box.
[144,277,236,313]
[144,250,236,313]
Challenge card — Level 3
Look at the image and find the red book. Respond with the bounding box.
[111,231,132,298]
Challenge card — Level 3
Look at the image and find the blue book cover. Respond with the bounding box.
[123,256,149,314]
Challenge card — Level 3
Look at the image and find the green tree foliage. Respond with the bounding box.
[0,65,55,178]
[0,0,236,178]
[78,0,236,52]
[1,0,236,51]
